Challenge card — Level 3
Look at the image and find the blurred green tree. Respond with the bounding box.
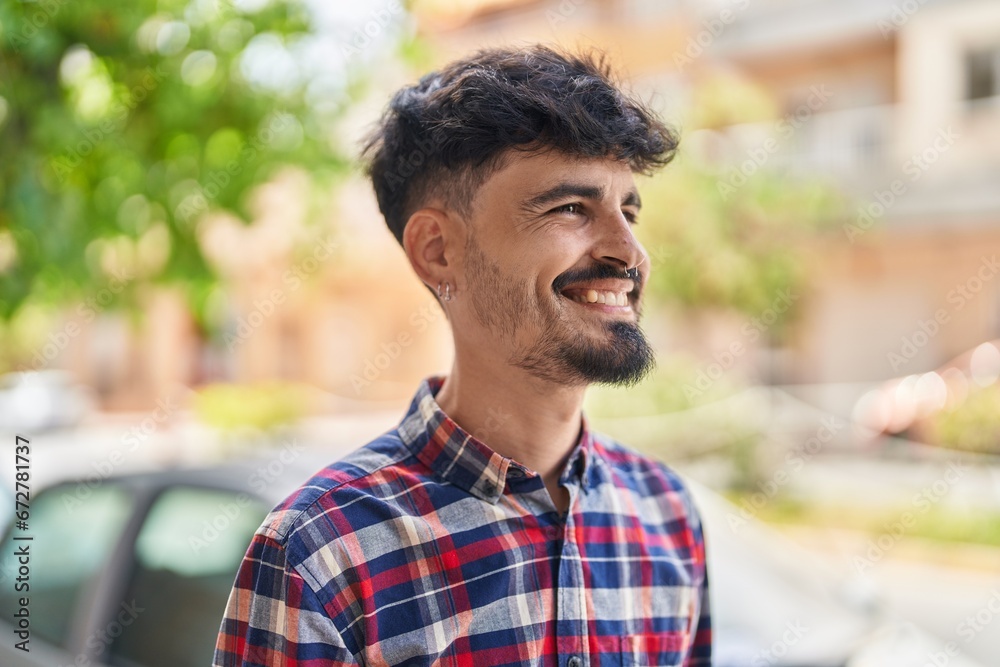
[0,0,351,330]
[639,157,842,340]
[638,71,847,341]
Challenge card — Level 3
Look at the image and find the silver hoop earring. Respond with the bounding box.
[436,281,453,302]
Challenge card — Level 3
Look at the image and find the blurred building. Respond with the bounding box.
[708,0,1000,386]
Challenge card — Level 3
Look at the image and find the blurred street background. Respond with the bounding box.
[2,0,1000,665]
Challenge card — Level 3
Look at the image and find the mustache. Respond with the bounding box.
[551,262,642,295]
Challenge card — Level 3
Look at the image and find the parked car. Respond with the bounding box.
[0,370,95,434]
[0,455,986,667]
[0,463,279,667]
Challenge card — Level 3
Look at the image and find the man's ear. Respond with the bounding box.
[402,207,461,291]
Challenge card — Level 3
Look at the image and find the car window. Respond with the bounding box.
[108,486,268,667]
[0,484,133,649]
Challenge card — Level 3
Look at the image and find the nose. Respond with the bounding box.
[591,210,647,279]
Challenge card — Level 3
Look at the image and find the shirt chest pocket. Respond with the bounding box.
[620,631,690,667]
[611,578,699,667]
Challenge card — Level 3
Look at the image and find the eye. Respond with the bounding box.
[552,203,583,216]
[623,210,639,225]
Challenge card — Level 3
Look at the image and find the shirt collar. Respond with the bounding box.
[397,374,596,504]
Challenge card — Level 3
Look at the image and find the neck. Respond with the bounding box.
[433,359,586,489]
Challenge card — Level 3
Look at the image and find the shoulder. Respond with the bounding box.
[594,431,694,494]
[592,431,705,529]
[254,427,425,549]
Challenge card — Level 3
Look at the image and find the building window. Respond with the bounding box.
[965,46,1000,101]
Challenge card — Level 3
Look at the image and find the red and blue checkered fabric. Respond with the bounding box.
[214,375,711,666]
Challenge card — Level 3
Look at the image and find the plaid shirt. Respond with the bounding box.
[214,375,711,666]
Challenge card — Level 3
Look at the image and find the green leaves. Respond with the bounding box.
[0,0,348,325]
[638,85,847,338]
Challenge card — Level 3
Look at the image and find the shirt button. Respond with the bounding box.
[567,656,582,667]
[481,482,496,496]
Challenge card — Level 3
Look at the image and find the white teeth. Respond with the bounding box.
[567,290,628,306]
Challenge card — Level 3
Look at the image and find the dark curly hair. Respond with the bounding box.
[360,44,679,247]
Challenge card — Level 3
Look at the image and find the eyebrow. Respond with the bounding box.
[518,182,642,215]
[622,190,642,209]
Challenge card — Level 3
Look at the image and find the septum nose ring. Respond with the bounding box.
[626,256,645,279]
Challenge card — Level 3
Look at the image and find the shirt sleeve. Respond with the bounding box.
[213,531,360,667]
[685,560,712,666]
[684,496,712,667]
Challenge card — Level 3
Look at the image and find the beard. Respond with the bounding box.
[463,231,656,387]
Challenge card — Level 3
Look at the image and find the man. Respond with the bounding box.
[215,45,711,666]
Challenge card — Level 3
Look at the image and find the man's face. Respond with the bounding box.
[455,150,655,387]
